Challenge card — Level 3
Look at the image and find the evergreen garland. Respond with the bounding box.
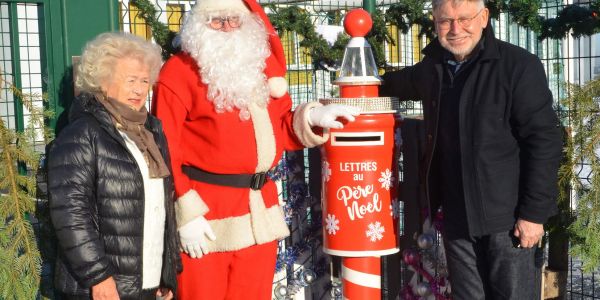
[131,0,177,59]
[487,0,600,39]
[134,0,600,66]
[384,0,435,39]
[369,8,395,67]
[266,5,348,68]
[0,72,53,299]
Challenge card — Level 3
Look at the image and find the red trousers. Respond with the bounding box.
[177,241,278,300]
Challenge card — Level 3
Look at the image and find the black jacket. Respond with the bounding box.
[381,26,563,237]
[48,93,182,299]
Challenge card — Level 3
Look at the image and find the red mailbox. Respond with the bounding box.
[321,113,398,256]
[319,9,401,299]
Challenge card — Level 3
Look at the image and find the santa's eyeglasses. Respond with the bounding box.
[208,16,242,30]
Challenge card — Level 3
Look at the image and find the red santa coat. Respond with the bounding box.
[152,52,326,252]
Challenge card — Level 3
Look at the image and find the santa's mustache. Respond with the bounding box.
[180,11,271,120]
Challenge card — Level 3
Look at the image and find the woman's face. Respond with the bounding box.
[103,57,150,111]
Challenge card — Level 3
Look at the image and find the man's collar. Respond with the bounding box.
[479,23,501,61]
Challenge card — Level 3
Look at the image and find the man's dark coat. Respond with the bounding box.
[381,25,562,236]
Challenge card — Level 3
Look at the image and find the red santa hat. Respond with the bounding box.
[192,0,288,97]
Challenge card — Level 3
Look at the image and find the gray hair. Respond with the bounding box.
[75,32,163,95]
[431,0,485,12]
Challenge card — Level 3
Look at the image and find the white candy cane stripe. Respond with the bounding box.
[342,264,381,289]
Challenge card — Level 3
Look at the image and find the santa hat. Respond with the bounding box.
[192,0,288,97]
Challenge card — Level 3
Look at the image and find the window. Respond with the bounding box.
[280,30,313,86]
[386,25,402,64]
[412,24,422,62]
[129,3,152,40]
[166,4,184,32]
[281,31,296,65]
[285,70,313,86]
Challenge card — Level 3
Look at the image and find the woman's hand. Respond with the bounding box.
[156,288,174,300]
[92,277,120,300]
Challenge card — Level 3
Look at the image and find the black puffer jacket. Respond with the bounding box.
[48,93,182,299]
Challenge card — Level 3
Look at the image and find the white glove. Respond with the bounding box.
[308,104,360,129]
[178,215,216,259]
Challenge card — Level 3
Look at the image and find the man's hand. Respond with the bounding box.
[179,215,216,258]
[156,288,174,300]
[308,104,360,129]
[92,276,120,300]
[513,218,544,248]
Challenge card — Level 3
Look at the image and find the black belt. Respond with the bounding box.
[182,165,269,190]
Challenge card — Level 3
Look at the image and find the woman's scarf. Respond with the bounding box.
[99,95,170,178]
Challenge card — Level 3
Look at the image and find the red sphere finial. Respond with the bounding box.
[344,9,373,37]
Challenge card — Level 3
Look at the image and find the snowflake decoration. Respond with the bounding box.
[322,161,332,182]
[378,168,394,190]
[390,198,401,218]
[325,214,340,235]
[366,221,385,242]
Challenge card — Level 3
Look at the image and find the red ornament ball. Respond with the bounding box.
[402,248,421,266]
[344,9,373,37]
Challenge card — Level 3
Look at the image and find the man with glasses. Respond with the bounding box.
[151,0,358,299]
[381,0,562,298]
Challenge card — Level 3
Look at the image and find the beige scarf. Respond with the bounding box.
[99,95,170,178]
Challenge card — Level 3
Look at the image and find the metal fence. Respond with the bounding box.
[0,1,46,149]
[1,0,600,298]
[118,1,600,299]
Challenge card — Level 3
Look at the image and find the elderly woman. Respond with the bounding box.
[48,32,181,300]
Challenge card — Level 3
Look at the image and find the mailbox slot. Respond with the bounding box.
[331,132,384,146]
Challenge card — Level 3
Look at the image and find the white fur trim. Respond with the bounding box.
[249,190,285,244]
[175,189,209,228]
[248,102,276,172]
[193,0,249,13]
[293,102,330,148]
[268,77,288,98]
[204,204,290,252]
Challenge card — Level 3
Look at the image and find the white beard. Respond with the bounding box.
[180,10,271,120]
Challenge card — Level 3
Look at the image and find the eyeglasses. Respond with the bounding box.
[208,16,242,30]
[435,9,484,29]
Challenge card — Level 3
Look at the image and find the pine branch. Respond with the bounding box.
[131,0,178,59]
[561,77,600,272]
[0,71,44,299]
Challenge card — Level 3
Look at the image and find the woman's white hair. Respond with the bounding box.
[432,0,485,12]
[75,32,163,94]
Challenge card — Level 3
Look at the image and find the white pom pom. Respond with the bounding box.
[268,77,288,98]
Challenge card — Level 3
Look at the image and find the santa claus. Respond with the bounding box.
[151,0,357,299]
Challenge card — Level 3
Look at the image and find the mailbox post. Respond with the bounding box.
[319,9,401,299]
